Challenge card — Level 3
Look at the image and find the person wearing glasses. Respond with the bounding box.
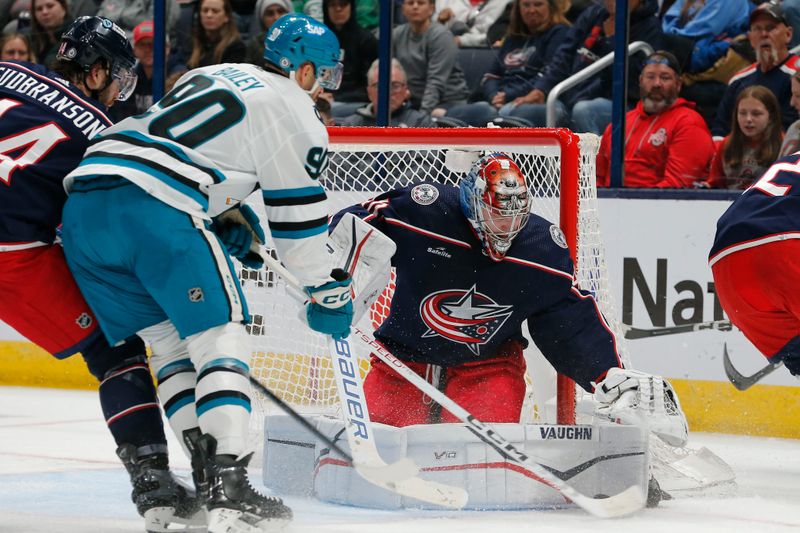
[711,2,800,138]
[339,58,435,126]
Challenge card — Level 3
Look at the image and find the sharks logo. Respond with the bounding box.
[419,285,513,355]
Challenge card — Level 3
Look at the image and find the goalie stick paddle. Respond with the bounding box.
[352,328,646,518]
[249,239,467,508]
[622,320,734,339]
[722,343,783,391]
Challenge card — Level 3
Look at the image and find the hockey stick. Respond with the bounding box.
[247,374,412,483]
[622,319,733,339]
[251,241,467,508]
[722,343,783,391]
[351,328,646,518]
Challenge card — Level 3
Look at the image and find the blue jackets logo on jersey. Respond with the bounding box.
[419,285,513,355]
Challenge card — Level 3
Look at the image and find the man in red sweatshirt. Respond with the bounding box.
[596,50,715,188]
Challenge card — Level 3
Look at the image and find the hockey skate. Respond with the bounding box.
[188,432,292,533]
[117,444,207,533]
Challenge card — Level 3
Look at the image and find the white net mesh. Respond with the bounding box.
[239,128,624,424]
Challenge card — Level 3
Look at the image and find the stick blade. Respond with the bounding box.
[355,458,468,508]
[570,484,645,518]
[723,343,750,391]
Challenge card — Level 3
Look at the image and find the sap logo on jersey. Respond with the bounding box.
[419,285,512,355]
[211,66,265,92]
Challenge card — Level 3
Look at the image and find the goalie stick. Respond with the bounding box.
[351,327,646,518]
[250,221,467,508]
[722,343,784,391]
[623,319,733,339]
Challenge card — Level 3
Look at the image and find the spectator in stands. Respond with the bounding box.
[782,0,800,49]
[706,85,783,189]
[662,0,751,75]
[445,0,570,127]
[26,0,69,67]
[393,0,470,116]
[711,2,800,137]
[246,0,291,67]
[526,0,662,134]
[292,0,323,21]
[323,0,378,119]
[780,71,800,156]
[0,32,36,62]
[110,21,185,122]
[596,51,715,188]
[339,58,435,126]
[436,0,512,47]
[187,0,246,69]
[96,0,181,35]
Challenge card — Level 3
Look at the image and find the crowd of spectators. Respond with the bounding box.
[3,0,800,189]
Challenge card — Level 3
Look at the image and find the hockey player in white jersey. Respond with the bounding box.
[60,14,351,533]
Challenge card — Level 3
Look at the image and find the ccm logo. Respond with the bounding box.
[322,292,350,306]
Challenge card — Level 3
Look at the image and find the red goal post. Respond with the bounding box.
[243,127,625,426]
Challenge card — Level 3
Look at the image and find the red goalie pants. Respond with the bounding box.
[712,239,800,359]
[363,340,527,427]
[0,245,100,358]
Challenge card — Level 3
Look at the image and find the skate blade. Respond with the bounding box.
[207,508,290,533]
[145,506,208,532]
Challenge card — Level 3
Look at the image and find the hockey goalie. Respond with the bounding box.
[262,153,693,511]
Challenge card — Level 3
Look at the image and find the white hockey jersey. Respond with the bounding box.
[64,63,332,286]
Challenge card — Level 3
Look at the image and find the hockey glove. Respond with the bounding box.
[212,205,266,269]
[305,268,354,340]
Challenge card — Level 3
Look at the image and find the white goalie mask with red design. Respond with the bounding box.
[459,153,531,261]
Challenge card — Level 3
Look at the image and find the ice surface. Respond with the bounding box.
[1,386,798,533]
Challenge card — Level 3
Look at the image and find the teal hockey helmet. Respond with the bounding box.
[263,14,343,90]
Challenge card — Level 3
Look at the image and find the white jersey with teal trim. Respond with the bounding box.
[64,63,332,286]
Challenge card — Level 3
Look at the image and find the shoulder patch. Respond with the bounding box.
[549,224,568,249]
[410,183,439,205]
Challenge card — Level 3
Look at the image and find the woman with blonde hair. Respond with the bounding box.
[445,0,570,126]
[0,32,37,62]
[706,85,783,189]
[187,0,246,69]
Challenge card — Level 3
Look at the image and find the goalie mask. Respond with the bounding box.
[459,154,531,261]
[263,14,344,91]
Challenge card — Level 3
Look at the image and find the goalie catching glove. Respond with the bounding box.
[305,268,354,340]
[593,367,689,447]
[211,204,265,269]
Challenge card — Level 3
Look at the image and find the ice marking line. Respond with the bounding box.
[0,452,119,465]
[0,417,100,428]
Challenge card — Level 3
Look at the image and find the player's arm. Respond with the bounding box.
[252,120,333,287]
[525,282,623,392]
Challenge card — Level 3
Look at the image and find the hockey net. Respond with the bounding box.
[241,127,625,426]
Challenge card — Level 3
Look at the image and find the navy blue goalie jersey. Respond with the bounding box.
[333,182,622,391]
[0,61,112,245]
[709,151,800,266]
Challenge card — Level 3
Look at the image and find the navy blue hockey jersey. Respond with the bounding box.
[0,61,112,245]
[333,182,622,391]
[709,151,800,266]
